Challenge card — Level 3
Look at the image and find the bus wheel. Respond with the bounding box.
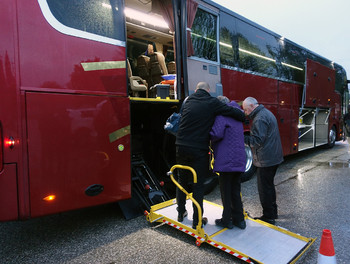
[241,144,256,182]
[203,172,219,194]
[326,125,336,148]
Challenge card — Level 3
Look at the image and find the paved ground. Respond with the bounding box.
[1,141,349,263]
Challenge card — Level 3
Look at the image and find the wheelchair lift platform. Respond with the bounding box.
[145,165,315,264]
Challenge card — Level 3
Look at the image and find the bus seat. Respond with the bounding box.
[149,52,168,85]
[127,59,148,97]
[137,55,150,82]
[167,61,176,74]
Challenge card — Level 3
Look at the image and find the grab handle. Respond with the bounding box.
[167,165,203,233]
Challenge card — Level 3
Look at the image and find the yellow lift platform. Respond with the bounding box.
[145,165,316,264]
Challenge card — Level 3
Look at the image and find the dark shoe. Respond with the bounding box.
[215,218,234,229]
[233,220,246,230]
[177,210,188,222]
[192,217,208,229]
[254,216,275,225]
[202,217,208,226]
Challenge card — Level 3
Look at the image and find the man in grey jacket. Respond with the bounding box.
[243,97,283,225]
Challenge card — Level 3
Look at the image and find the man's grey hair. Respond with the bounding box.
[217,95,229,104]
[244,97,258,106]
[196,82,210,92]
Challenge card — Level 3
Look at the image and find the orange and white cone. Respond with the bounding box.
[317,229,337,264]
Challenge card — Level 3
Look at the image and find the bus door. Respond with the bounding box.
[184,1,221,96]
[0,0,19,221]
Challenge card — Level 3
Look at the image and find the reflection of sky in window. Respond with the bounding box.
[213,0,350,81]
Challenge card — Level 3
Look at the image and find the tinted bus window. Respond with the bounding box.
[191,8,217,61]
[236,20,279,77]
[334,64,347,94]
[279,41,306,83]
[46,0,125,41]
[219,12,237,67]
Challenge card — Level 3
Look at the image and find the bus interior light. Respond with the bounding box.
[124,7,168,29]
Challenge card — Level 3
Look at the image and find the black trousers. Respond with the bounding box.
[219,172,244,224]
[256,165,279,219]
[176,145,208,226]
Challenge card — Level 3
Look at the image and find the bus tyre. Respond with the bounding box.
[326,125,336,148]
[204,173,219,194]
[241,144,256,182]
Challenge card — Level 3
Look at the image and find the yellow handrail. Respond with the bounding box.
[168,165,204,235]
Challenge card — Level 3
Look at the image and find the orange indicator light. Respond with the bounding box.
[43,195,56,202]
[5,137,15,149]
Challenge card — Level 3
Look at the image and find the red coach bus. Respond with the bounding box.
[0,0,348,221]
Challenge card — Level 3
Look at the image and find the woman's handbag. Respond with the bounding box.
[164,112,181,136]
[164,97,188,136]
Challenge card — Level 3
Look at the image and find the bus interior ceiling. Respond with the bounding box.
[125,0,175,98]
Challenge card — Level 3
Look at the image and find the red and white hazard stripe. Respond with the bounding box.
[163,220,205,242]
[207,240,252,263]
[163,219,252,263]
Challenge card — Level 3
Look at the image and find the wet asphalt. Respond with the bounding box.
[1,141,349,264]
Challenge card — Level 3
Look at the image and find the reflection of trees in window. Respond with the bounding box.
[334,64,347,94]
[238,34,278,77]
[191,8,217,61]
[219,12,237,67]
[47,0,125,41]
[279,41,305,83]
[236,21,279,77]
[220,27,235,66]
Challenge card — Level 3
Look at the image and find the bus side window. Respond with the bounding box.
[191,8,217,62]
[45,0,125,42]
[236,20,279,78]
[219,12,237,67]
[279,41,306,83]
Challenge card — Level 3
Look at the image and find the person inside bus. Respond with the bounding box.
[145,43,154,56]
[210,96,246,230]
[175,82,245,229]
[242,97,284,225]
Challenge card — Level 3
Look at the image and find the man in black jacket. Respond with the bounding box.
[175,82,245,229]
[243,97,284,225]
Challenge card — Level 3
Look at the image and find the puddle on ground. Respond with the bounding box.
[277,160,350,186]
[326,161,350,168]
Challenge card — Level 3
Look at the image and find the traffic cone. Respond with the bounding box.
[317,229,337,264]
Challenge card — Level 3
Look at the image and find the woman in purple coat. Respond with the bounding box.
[210,96,246,229]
